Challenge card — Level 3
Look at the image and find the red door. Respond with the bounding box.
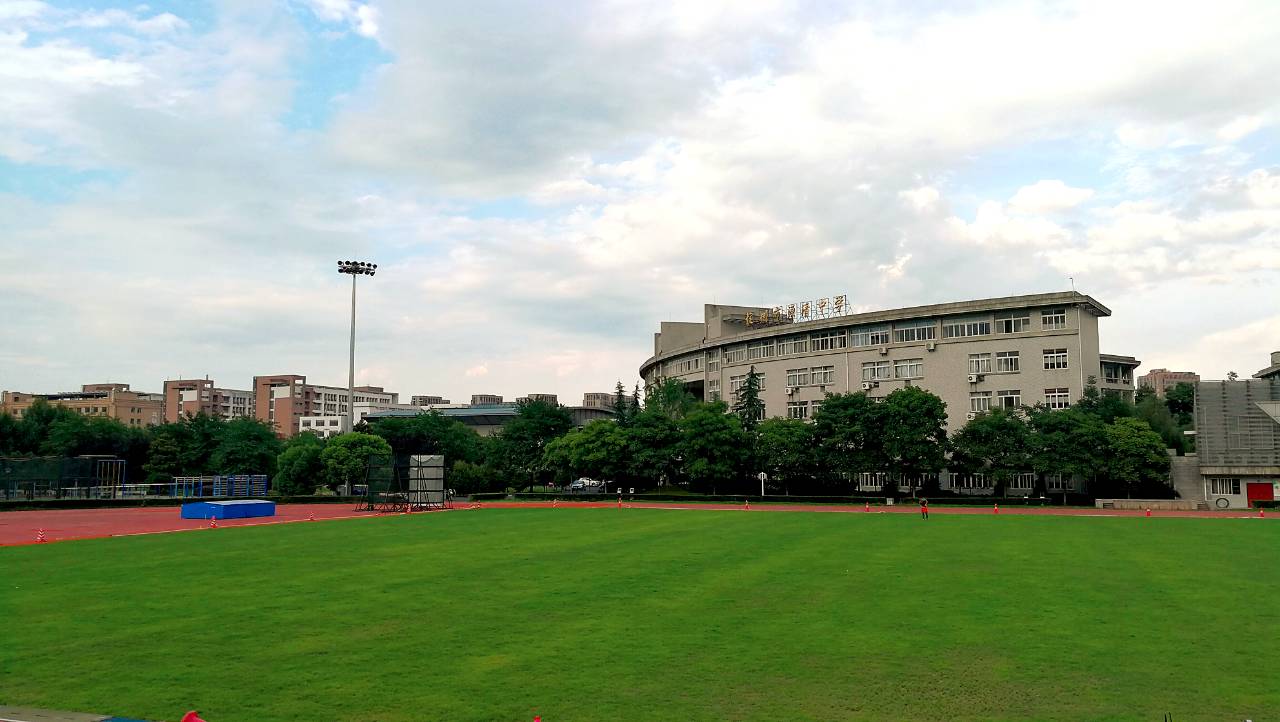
[1246,482,1275,507]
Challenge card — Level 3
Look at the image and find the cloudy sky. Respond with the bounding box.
[2,0,1278,402]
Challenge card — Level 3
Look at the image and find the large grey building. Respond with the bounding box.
[641,291,1138,433]
[640,291,1139,495]
[1191,352,1280,509]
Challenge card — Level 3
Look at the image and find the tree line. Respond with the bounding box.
[1,376,1192,499]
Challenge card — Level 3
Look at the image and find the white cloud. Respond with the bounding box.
[1218,115,1264,142]
[464,363,489,378]
[1009,180,1094,214]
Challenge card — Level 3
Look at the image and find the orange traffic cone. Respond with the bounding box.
[552,498,558,508]
[36,528,46,543]
[1145,507,1152,517]
[864,502,870,512]
[308,510,316,522]
[208,516,217,529]
[1260,507,1265,518]
[993,503,999,515]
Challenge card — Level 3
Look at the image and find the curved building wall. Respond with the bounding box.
[640,292,1134,433]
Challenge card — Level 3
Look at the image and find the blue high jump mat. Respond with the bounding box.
[180,499,276,520]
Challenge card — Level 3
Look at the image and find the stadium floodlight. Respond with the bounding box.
[337,260,377,446]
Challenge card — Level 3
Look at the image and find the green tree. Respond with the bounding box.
[1164,382,1195,426]
[950,408,1031,496]
[211,417,281,476]
[812,392,884,491]
[320,432,392,493]
[490,400,574,489]
[732,366,765,432]
[878,386,948,496]
[366,412,485,481]
[627,406,682,488]
[647,378,697,420]
[1134,394,1185,454]
[613,381,632,426]
[274,432,326,495]
[1103,417,1172,498]
[1028,407,1109,496]
[1135,385,1156,404]
[448,460,500,495]
[755,417,816,494]
[143,434,184,483]
[12,399,79,453]
[563,420,630,483]
[677,401,746,494]
[41,415,150,481]
[0,412,19,454]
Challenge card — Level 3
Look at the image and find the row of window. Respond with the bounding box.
[969,388,1071,411]
[786,366,836,387]
[952,473,1073,490]
[1208,478,1241,495]
[860,359,924,381]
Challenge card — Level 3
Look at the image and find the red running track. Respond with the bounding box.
[1,500,1268,547]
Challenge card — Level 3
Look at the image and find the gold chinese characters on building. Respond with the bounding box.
[745,294,850,327]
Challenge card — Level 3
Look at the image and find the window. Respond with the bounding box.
[724,346,746,364]
[997,389,1021,408]
[1009,473,1036,490]
[995,311,1031,333]
[1208,478,1241,495]
[1227,417,1249,449]
[1045,388,1070,409]
[1043,348,1069,370]
[708,378,720,393]
[893,319,936,343]
[894,358,924,379]
[787,368,810,387]
[330,419,340,426]
[943,318,991,338]
[970,391,992,412]
[849,325,890,347]
[996,351,1020,373]
[1042,308,1067,330]
[787,401,810,420]
[746,340,775,360]
[952,473,989,489]
[301,420,312,427]
[968,353,992,374]
[730,374,766,393]
[778,335,809,355]
[862,361,891,381]
[811,365,835,385]
[707,357,720,373]
[857,472,888,491]
[1046,474,1071,492]
[810,330,847,351]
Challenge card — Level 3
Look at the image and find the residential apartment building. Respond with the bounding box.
[516,394,559,405]
[640,291,1138,494]
[1137,368,1200,397]
[471,394,504,406]
[162,378,254,422]
[1,383,165,427]
[253,374,400,437]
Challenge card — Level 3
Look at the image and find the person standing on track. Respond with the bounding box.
[920,498,929,519]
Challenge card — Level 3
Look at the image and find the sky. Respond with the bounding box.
[1,0,1278,403]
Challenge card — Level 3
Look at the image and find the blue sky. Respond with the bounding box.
[1,0,1279,400]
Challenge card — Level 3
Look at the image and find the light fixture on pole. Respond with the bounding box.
[337,260,376,438]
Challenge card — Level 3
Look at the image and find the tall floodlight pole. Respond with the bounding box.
[337,261,377,435]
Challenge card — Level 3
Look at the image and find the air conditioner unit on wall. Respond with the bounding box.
[878,346,889,355]
[966,411,977,420]
[926,342,936,351]
[967,373,982,383]
[861,382,876,391]
[786,386,798,395]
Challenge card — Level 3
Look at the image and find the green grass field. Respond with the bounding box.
[2,509,1277,721]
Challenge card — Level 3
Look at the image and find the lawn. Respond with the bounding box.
[2,509,1277,721]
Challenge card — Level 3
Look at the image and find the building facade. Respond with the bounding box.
[471,394,504,406]
[516,394,558,405]
[410,395,451,406]
[1137,368,1201,397]
[253,374,400,437]
[582,392,617,409]
[641,291,1136,433]
[1,383,165,427]
[640,292,1138,495]
[163,378,254,422]
[1194,375,1280,509]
